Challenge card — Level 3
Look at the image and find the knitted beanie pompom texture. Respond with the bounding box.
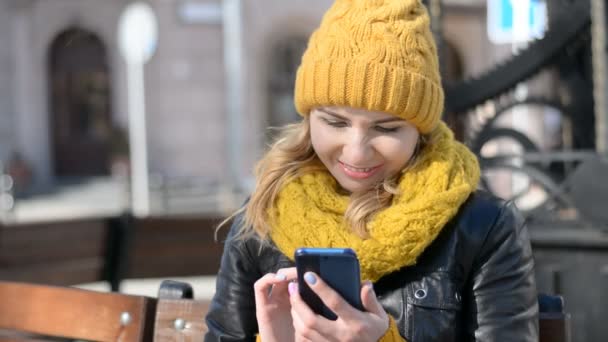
[294,0,443,134]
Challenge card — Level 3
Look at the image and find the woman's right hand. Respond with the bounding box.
[254,267,297,342]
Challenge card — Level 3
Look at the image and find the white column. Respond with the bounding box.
[11,5,33,170]
[592,0,608,154]
[11,1,53,185]
[221,0,251,209]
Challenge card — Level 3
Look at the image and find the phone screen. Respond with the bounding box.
[295,248,363,320]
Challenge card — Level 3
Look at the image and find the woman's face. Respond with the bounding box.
[310,106,420,193]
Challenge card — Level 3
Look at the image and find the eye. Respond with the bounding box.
[321,118,348,128]
[374,126,400,133]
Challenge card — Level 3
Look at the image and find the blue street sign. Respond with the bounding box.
[487,0,547,44]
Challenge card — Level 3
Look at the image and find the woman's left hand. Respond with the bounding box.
[288,272,389,342]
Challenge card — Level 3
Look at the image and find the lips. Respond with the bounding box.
[338,161,382,179]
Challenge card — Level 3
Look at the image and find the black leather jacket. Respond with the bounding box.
[204,191,539,341]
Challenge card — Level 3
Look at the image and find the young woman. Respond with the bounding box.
[205,0,538,341]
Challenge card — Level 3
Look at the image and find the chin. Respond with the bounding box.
[330,169,380,193]
[338,180,374,194]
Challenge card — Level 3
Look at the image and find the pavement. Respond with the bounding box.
[1,177,128,224]
[74,275,218,300]
[2,176,243,224]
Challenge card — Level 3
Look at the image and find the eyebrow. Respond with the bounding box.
[319,109,404,124]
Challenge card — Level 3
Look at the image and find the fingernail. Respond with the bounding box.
[275,273,286,281]
[288,282,296,296]
[304,272,317,285]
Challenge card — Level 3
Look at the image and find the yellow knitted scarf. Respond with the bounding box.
[269,122,480,282]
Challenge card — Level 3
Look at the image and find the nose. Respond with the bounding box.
[342,131,374,165]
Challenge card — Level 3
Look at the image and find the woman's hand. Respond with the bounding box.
[254,267,297,342]
[289,272,389,342]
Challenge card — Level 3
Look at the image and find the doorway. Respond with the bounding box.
[48,28,113,177]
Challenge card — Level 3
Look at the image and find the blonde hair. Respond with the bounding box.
[219,117,427,240]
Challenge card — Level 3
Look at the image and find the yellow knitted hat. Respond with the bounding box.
[294,0,443,134]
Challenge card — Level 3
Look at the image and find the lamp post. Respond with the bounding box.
[118,2,158,217]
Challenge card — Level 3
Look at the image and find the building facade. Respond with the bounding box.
[0,0,491,200]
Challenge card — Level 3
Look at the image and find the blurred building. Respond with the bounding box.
[0,0,496,206]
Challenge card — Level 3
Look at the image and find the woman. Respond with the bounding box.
[205,0,538,340]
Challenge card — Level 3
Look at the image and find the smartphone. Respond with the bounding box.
[294,247,364,320]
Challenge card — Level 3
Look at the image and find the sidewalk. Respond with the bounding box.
[2,177,127,224]
[2,176,240,224]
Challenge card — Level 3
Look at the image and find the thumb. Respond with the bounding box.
[361,281,383,315]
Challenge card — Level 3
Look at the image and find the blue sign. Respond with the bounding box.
[487,0,547,44]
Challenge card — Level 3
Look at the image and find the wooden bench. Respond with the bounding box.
[0,280,570,341]
[539,293,571,342]
[0,280,209,341]
[153,280,210,341]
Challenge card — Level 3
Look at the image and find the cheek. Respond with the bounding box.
[311,126,336,159]
[378,136,418,170]
[388,144,415,166]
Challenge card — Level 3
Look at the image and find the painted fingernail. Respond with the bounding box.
[288,282,296,296]
[275,273,286,281]
[365,280,374,290]
[304,272,317,285]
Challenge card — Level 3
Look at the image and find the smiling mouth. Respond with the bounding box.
[338,162,382,179]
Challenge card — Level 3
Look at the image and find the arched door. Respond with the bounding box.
[49,28,112,177]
